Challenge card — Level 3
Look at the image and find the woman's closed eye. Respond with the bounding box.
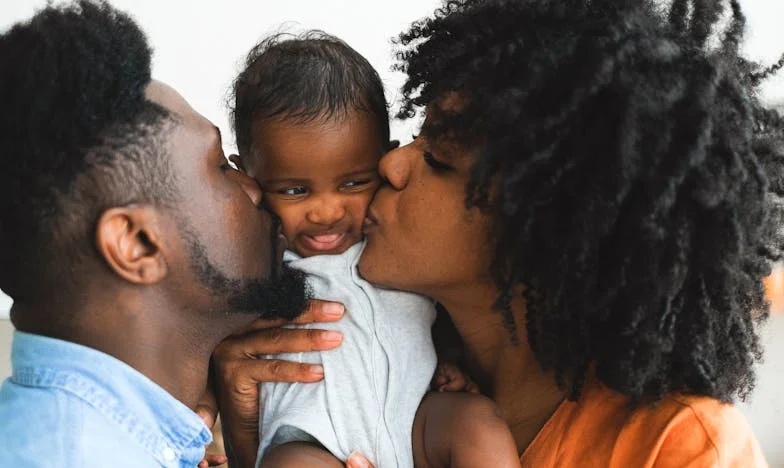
[423,151,452,172]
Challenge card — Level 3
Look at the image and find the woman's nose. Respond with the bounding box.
[306,195,347,226]
[378,143,412,191]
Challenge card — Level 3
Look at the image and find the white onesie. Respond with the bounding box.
[256,241,438,468]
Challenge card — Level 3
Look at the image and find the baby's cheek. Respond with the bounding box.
[266,200,301,237]
[351,192,375,220]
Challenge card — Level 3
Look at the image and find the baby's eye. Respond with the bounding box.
[342,179,370,189]
[278,186,307,196]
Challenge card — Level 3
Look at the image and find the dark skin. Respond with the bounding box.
[7,78,372,468]
[11,79,275,439]
[197,302,378,468]
[359,123,565,453]
[209,116,565,464]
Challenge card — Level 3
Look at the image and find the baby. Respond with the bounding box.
[230,31,520,468]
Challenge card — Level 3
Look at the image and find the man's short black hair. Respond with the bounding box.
[231,31,390,156]
[397,0,784,404]
[0,0,175,302]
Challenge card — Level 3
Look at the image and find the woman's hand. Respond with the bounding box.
[346,452,375,468]
[432,362,480,394]
[198,300,346,468]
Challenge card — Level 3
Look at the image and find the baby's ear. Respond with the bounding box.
[228,154,247,173]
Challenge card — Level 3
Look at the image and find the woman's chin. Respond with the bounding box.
[357,243,396,287]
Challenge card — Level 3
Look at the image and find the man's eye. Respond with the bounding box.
[423,151,452,171]
[278,187,307,196]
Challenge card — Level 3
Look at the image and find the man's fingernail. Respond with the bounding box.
[311,365,325,377]
[323,303,345,317]
[322,331,343,343]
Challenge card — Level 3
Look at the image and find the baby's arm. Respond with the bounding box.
[412,392,521,468]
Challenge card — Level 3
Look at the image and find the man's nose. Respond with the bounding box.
[306,195,347,226]
[235,171,263,207]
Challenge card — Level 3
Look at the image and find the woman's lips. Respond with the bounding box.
[300,232,348,252]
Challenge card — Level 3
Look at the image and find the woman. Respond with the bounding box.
[208,0,783,465]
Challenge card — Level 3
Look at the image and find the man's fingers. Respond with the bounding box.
[296,300,345,324]
[238,300,345,334]
[207,454,228,466]
[236,358,325,384]
[218,327,343,360]
[199,453,228,467]
[195,387,219,429]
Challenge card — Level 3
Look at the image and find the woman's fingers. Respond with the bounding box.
[346,452,374,468]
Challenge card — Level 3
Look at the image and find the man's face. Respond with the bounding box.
[146,81,307,321]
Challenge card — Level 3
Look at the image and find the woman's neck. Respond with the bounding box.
[434,281,566,452]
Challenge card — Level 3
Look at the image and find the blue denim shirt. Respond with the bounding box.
[0,331,212,467]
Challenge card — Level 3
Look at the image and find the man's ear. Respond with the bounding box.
[95,206,168,285]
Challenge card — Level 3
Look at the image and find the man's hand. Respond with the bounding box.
[202,300,346,468]
[195,389,228,467]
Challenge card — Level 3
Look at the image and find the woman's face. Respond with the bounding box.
[358,123,493,298]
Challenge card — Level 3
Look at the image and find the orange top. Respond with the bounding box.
[520,381,768,467]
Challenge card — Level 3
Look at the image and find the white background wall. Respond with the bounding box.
[0,0,782,465]
[1,1,784,319]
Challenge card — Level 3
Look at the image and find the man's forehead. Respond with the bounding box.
[145,80,212,129]
[144,79,221,146]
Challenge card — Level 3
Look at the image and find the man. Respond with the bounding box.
[0,1,320,466]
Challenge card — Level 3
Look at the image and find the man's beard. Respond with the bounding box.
[182,219,310,322]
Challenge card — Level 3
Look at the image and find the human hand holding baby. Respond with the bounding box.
[432,362,480,394]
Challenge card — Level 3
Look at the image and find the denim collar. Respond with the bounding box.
[10,331,212,466]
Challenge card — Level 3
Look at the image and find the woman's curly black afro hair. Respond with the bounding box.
[395,0,784,403]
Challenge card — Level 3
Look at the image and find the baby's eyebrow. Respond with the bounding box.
[262,177,310,185]
[340,167,379,178]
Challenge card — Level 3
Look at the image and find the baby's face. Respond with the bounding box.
[246,111,383,257]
